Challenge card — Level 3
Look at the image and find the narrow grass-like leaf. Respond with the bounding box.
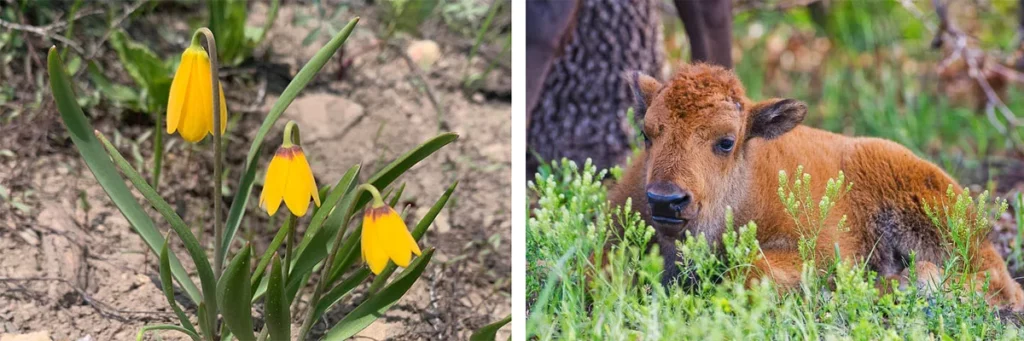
[320,248,435,340]
[222,18,359,270]
[358,133,458,209]
[266,254,290,341]
[197,303,213,341]
[135,324,201,341]
[220,143,261,267]
[469,315,511,341]
[95,132,218,320]
[293,165,360,263]
[250,217,291,291]
[388,182,406,207]
[218,244,255,341]
[46,47,201,304]
[160,236,197,335]
[313,268,370,322]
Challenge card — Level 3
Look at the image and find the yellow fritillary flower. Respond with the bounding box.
[259,144,321,217]
[362,199,421,275]
[167,40,227,143]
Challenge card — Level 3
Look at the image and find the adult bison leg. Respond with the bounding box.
[746,249,803,291]
[971,242,1024,311]
[673,0,733,68]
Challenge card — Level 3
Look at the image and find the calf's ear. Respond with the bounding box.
[624,71,662,118]
[747,98,806,140]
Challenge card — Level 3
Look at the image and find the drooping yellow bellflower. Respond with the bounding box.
[362,194,421,275]
[259,143,321,217]
[167,38,227,143]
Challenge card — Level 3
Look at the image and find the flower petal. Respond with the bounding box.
[180,48,213,142]
[260,150,289,216]
[381,207,416,267]
[295,150,320,207]
[283,148,311,217]
[218,83,228,135]
[362,210,390,275]
[167,49,196,134]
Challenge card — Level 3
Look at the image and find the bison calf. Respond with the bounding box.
[609,63,1024,310]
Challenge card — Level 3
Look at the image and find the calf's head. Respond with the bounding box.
[628,64,807,239]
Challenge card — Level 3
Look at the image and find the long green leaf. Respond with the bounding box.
[46,47,201,303]
[358,133,458,209]
[313,268,369,322]
[265,254,290,341]
[160,237,197,335]
[220,144,261,265]
[95,132,219,321]
[197,303,213,341]
[218,244,255,341]
[292,165,360,265]
[136,324,201,341]
[250,218,291,291]
[320,249,435,340]
[469,315,511,341]
[221,17,359,270]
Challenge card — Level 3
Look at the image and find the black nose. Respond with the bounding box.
[646,182,692,223]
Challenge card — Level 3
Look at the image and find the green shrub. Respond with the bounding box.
[526,159,1023,340]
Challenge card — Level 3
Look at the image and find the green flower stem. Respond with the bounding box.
[196,27,225,282]
[359,183,385,208]
[283,120,301,147]
[152,114,164,190]
[297,183,382,339]
[284,213,297,281]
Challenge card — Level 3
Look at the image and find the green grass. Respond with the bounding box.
[526,160,1022,340]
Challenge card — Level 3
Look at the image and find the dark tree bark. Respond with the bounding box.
[527,0,664,175]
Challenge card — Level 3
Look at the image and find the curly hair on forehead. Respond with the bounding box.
[661,63,746,117]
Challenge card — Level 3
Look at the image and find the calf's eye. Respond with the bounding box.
[715,138,735,153]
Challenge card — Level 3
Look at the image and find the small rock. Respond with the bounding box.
[406,40,441,72]
[472,93,485,103]
[17,230,39,246]
[1,331,53,341]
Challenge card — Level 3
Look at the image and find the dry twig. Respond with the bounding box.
[900,0,1024,134]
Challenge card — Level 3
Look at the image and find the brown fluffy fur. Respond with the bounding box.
[609,63,1024,310]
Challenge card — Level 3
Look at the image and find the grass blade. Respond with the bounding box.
[95,132,219,321]
[250,218,291,291]
[265,254,290,341]
[222,17,359,270]
[160,236,197,335]
[217,244,255,341]
[46,47,202,303]
[320,248,435,341]
[469,315,511,341]
[220,143,261,267]
[136,324,201,341]
[292,165,360,265]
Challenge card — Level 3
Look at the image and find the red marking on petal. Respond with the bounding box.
[365,206,391,221]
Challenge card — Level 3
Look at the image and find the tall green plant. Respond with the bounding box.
[49,17,454,340]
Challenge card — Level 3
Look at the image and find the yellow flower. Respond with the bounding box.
[259,145,320,216]
[362,203,421,274]
[167,44,227,143]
